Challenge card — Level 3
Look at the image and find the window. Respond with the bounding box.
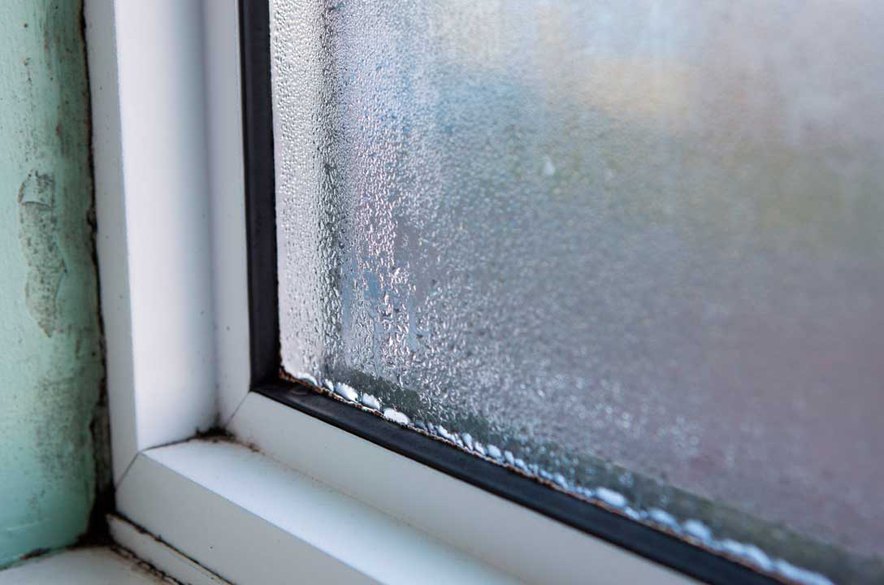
[241,1,884,584]
[90,1,882,584]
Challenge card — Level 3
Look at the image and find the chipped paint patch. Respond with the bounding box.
[18,170,66,336]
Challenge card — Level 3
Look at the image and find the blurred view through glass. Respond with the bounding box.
[272,2,884,582]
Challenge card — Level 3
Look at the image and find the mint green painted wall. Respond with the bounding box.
[0,0,104,567]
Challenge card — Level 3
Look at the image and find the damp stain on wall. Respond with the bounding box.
[0,0,105,568]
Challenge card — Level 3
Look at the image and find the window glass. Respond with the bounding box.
[272,1,884,582]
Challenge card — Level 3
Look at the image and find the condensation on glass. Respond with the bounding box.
[270,1,884,582]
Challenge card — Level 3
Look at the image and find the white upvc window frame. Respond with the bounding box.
[85,1,703,583]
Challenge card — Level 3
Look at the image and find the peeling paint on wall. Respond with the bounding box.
[0,0,105,568]
[18,170,66,336]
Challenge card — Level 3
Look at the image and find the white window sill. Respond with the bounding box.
[109,392,693,585]
[117,439,515,585]
[0,548,169,585]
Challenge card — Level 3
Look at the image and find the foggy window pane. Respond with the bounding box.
[272,2,884,582]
